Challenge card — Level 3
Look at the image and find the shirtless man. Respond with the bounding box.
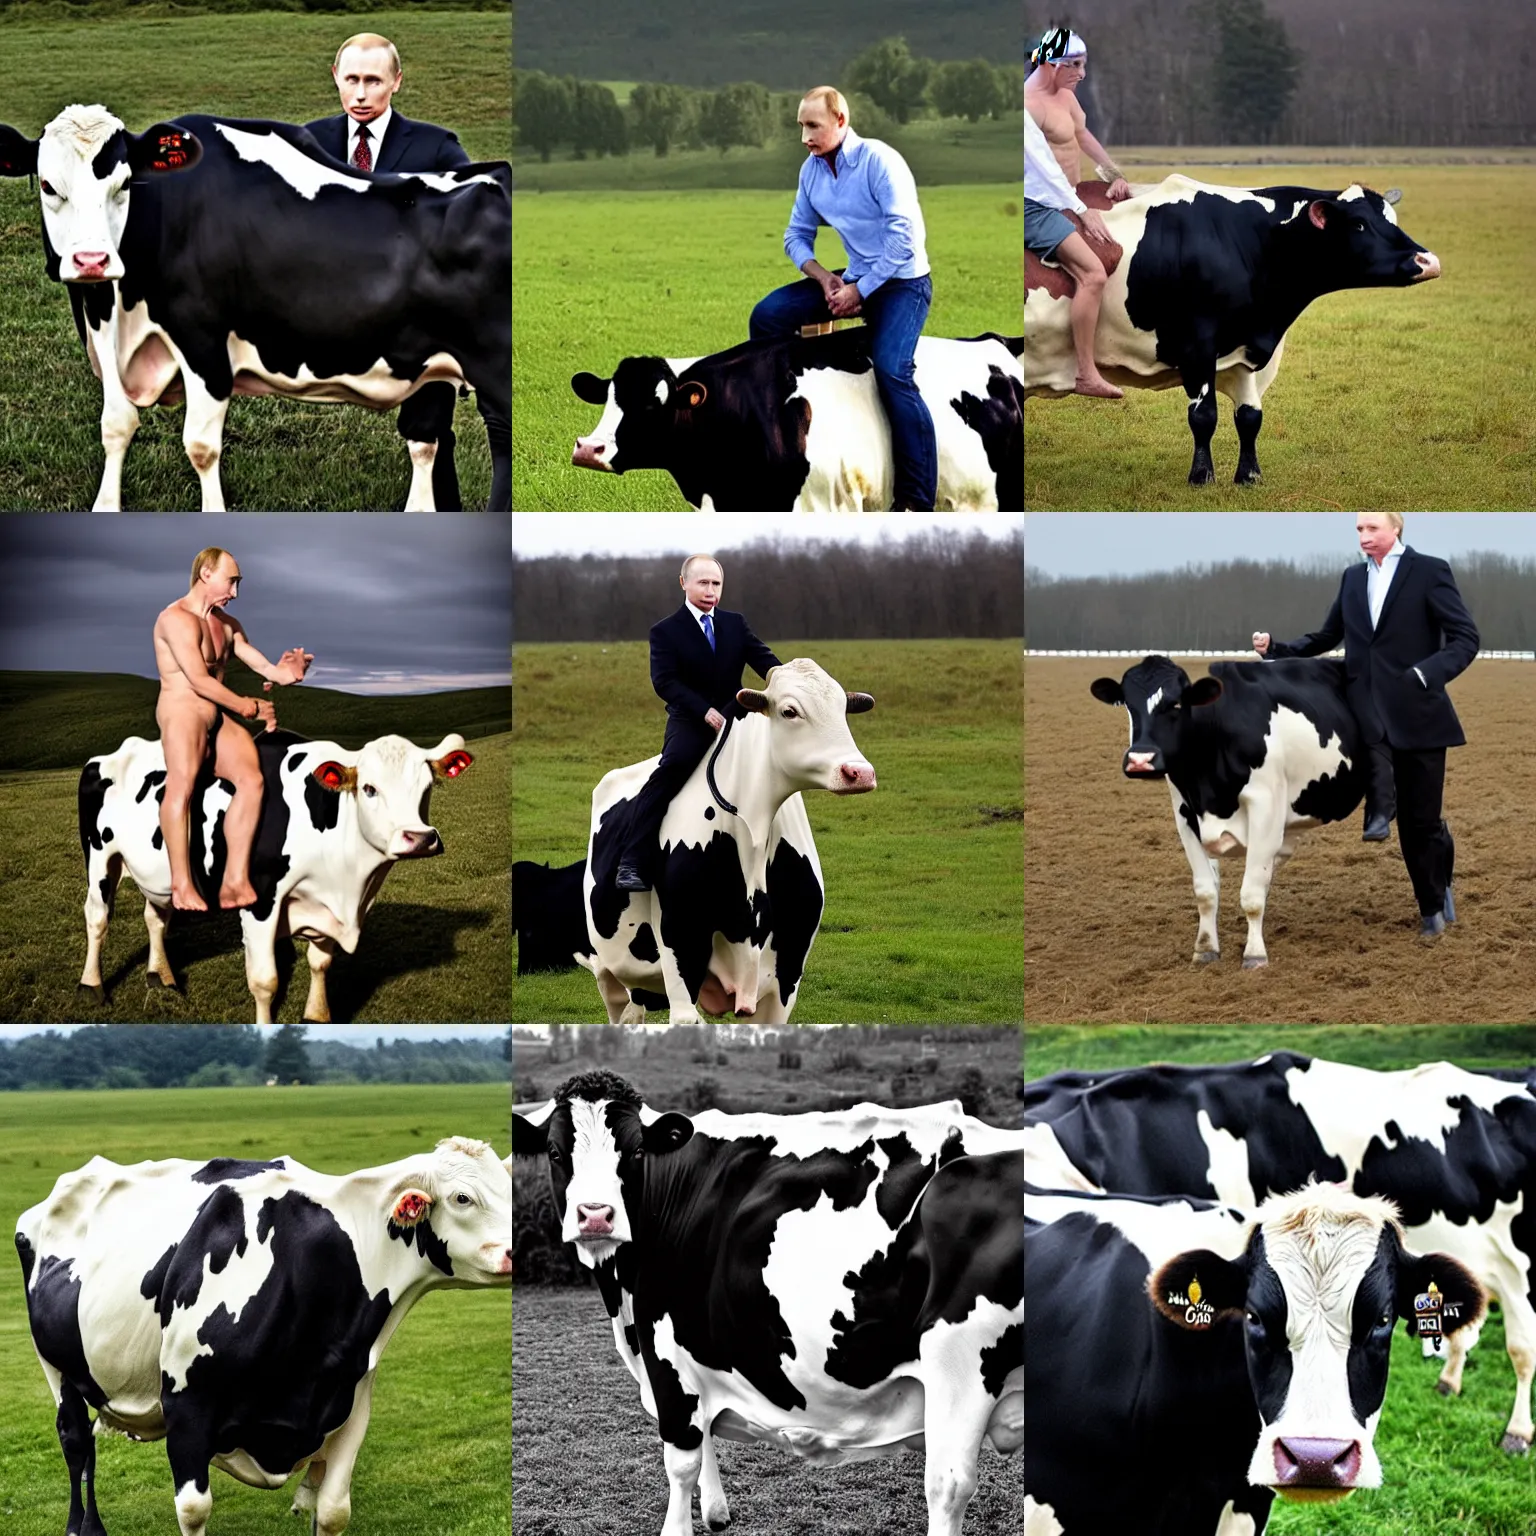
[153,547,313,911]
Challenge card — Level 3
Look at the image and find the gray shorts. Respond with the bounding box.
[1025,198,1078,260]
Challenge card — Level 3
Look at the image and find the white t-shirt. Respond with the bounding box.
[1026,109,1086,214]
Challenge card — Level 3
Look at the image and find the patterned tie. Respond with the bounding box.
[701,613,715,652]
[352,124,372,172]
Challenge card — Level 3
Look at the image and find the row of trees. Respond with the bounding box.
[1024,553,1536,651]
[514,530,1024,642]
[514,37,1022,161]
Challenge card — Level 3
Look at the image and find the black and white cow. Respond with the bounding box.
[514,1070,1023,1536]
[0,105,510,510]
[570,328,1022,510]
[1024,177,1441,483]
[16,1138,512,1536]
[1091,654,1364,966]
[1023,1180,1484,1535]
[1023,1051,1536,1455]
[78,727,473,1022]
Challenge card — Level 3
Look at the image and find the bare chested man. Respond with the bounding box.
[1026,28,1132,202]
[153,547,313,911]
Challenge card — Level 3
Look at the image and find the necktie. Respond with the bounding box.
[701,613,715,652]
[352,125,372,172]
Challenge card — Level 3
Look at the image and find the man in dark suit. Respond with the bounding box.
[1253,512,1480,938]
[615,555,782,892]
[305,33,470,511]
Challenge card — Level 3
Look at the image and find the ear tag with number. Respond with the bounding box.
[1414,1279,1444,1351]
[1168,1273,1215,1329]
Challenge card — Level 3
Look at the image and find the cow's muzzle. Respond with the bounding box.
[1272,1437,1362,1498]
[831,762,877,794]
[67,250,117,282]
[1413,251,1442,281]
[572,437,616,472]
[391,828,442,858]
[575,1202,615,1238]
[1124,751,1164,777]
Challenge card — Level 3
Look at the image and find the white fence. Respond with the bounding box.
[1025,649,1535,660]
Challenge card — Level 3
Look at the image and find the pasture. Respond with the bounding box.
[0,1083,511,1536]
[511,184,1022,510]
[1023,657,1536,1025]
[0,8,510,510]
[1024,157,1536,511]
[511,638,1024,1024]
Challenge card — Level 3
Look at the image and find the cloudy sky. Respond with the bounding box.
[0,515,510,692]
[1025,513,1536,578]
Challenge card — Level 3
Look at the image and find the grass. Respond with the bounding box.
[511,639,1023,1023]
[511,184,1023,510]
[0,1084,511,1536]
[0,9,510,511]
[1025,158,1536,511]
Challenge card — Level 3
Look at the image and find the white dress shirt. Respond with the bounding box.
[1366,539,1405,629]
[684,599,716,640]
[347,107,392,169]
[1026,109,1086,214]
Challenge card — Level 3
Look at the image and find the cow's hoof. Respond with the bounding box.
[1434,1380,1456,1398]
[146,973,180,992]
[1235,470,1262,486]
[1188,469,1216,486]
[77,983,107,1005]
[1241,956,1268,970]
[1499,1432,1531,1456]
[1193,950,1220,965]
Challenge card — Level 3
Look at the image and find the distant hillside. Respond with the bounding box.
[515,0,1019,88]
[0,670,510,771]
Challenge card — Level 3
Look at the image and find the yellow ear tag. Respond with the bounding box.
[1188,1277,1203,1307]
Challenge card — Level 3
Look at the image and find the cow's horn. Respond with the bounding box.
[845,692,875,715]
[1384,187,1403,205]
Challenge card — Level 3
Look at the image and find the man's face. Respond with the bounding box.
[1357,516,1398,561]
[681,561,723,612]
[798,102,845,157]
[1052,57,1086,89]
[206,555,242,606]
[333,45,401,124]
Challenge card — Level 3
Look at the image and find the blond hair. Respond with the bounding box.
[333,33,401,78]
[189,547,231,588]
[800,86,849,123]
[680,553,722,581]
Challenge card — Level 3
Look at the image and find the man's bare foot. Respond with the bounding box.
[219,881,258,909]
[172,884,208,912]
[1074,375,1125,399]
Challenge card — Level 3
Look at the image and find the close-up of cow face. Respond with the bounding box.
[1303,185,1441,289]
[310,733,472,860]
[570,357,694,474]
[737,657,877,795]
[390,1137,513,1284]
[1090,657,1220,779]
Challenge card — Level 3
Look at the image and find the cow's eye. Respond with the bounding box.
[362,783,377,798]
[1353,219,1365,233]
[780,707,798,719]
[40,180,58,197]
[453,1191,473,1207]
[1376,1308,1394,1330]
[547,1147,561,1163]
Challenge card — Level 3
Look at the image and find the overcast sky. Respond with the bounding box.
[0,515,510,692]
[1024,514,1536,578]
[512,513,1024,558]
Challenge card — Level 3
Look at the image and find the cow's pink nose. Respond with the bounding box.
[836,763,876,793]
[572,438,614,472]
[1415,251,1441,280]
[1273,1437,1361,1488]
[577,1203,614,1234]
[72,251,109,273]
[1126,752,1156,773]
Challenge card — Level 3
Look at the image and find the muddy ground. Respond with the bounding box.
[1025,658,1535,1025]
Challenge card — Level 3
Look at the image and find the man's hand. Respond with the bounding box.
[828,282,862,318]
[1107,177,1132,202]
[705,708,727,732]
[270,646,313,687]
[1252,632,1272,656]
[242,697,278,732]
[1079,209,1114,245]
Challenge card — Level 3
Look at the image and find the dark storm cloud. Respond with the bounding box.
[0,515,510,692]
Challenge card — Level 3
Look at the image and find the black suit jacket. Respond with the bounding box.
[1267,547,1479,750]
[302,111,469,173]
[650,606,781,726]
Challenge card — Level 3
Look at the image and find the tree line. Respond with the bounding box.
[1024,553,1536,651]
[514,530,1024,642]
[514,36,1023,161]
[0,1025,512,1091]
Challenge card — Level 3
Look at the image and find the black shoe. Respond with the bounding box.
[1419,912,1446,940]
[615,864,650,893]
[1362,814,1392,842]
[1442,884,1456,924]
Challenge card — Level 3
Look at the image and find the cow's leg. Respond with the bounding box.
[1228,370,1265,485]
[657,946,703,1026]
[1169,786,1221,962]
[143,898,177,989]
[57,1378,107,1536]
[302,937,336,1023]
[658,1439,704,1536]
[698,1431,730,1531]
[311,1374,375,1536]
[243,916,280,1025]
[1183,368,1219,484]
[177,368,230,512]
[1237,793,1287,968]
[1434,1318,1474,1395]
[1493,1284,1535,1453]
[170,1463,213,1536]
[89,304,139,512]
[80,851,124,1002]
[403,440,438,512]
[291,1458,323,1518]
[919,1335,993,1536]
[473,375,510,513]
[592,965,631,1025]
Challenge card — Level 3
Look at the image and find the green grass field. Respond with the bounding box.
[0,9,510,511]
[0,1084,510,1536]
[511,184,1023,510]
[0,673,511,1021]
[1025,159,1536,511]
[512,638,1023,1023]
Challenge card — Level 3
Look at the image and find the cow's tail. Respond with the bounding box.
[959,332,1024,358]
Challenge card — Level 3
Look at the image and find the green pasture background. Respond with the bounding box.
[0,674,511,1022]
[0,8,510,511]
[511,638,1023,1024]
[1025,155,1536,512]
[0,1084,510,1536]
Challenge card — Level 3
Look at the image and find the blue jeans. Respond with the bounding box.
[749,273,938,510]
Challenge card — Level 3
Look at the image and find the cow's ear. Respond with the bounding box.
[1149,1249,1247,1330]
[1089,678,1124,705]
[311,761,358,793]
[390,1188,434,1227]
[1184,677,1223,708]
[1307,198,1343,231]
[0,126,39,178]
[1397,1251,1486,1339]
[678,380,708,409]
[642,1112,694,1155]
[738,688,771,714]
[1384,187,1403,207]
[511,1108,551,1158]
[571,372,610,405]
[432,749,474,781]
[128,124,201,176]
[845,692,875,715]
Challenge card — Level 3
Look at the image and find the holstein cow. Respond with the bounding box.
[0,106,510,510]
[1023,1051,1536,1455]
[16,1138,512,1536]
[1091,654,1364,966]
[1023,1180,1484,1535]
[570,328,1022,510]
[513,1070,1023,1536]
[1024,177,1441,484]
[78,727,473,1022]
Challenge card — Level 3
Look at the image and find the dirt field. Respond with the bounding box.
[1025,658,1536,1025]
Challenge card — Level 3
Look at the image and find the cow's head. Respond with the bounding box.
[1150,1183,1483,1500]
[737,657,876,794]
[386,1136,512,1283]
[0,106,200,283]
[308,733,472,859]
[512,1070,692,1269]
[1090,655,1219,779]
[1299,184,1441,287]
[570,356,704,474]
